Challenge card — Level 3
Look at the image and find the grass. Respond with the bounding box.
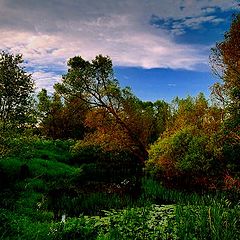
[141,178,240,240]
[1,138,240,239]
[50,192,134,217]
[174,203,240,240]
[142,177,232,206]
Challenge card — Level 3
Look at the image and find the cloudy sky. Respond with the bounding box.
[1,0,239,101]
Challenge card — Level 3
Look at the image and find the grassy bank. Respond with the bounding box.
[0,139,240,239]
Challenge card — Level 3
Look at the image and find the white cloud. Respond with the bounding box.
[183,15,217,28]
[168,83,177,87]
[0,0,238,90]
[167,15,225,34]
[32,71,61,92]
[1,27,206,71]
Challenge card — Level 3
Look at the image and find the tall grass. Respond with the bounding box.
[142,177,229,206]
[48,192,134,217]
[175,203,240,240]
[142,178,240,239]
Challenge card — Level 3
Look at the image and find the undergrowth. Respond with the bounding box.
[1,139,240,239]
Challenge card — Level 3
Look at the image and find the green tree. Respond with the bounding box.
[37,89,87,139]
[210,14,240,172]
[146,94,223,188]
[210,14,240,141]
[153,100,170,139]
[0,52,35,127]
[55,55,150,162]
[37,88,51,119]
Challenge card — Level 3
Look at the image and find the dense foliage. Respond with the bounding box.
[146,94,224,188]
[0,52,35,127]
[210,14,240,172]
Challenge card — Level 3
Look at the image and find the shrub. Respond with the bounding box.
[146,127,222,188]
[71,141,141,182]
[71,141,103,164]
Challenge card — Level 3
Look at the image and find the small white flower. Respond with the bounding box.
[61,214,66,223]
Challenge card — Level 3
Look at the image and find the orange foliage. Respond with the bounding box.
[224,174,240,191]
[84,104,154,158]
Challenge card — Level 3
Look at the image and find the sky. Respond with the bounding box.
[0,0,239,102]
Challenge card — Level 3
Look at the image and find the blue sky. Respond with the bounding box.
[0,0,239,102]
[115,67,216,102]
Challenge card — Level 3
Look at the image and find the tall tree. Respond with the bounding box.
[37,88,51,119]
[152,100,170,139]
[84,95,154,157]
[37,89,87,139]
[55,55,150,162]
[0,52,34,126]
[210,14,240,142]
[146,94,224,187]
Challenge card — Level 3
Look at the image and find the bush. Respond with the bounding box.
[146,127,222,188]
[71,141,103,164]
[50,217,98,240]
[71,141,141,182]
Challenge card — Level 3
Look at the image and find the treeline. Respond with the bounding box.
[0,14,239,190]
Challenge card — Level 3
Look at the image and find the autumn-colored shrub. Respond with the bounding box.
[146,126,223,188]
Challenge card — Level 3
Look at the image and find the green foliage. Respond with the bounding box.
[37,88,51,116]
[47,192,132,217]
[37,89,87,139]
[55,54,117,108]
[51,217,98,240]
[0,209,52,240]
[147,127,219,181]
[0,138,77,200]
[0,51,35,126]
[142,178,225,206]
[29,138,74,163]
[175,203,240,240]
[71,141,103,164]
[210,14,240,170]
[98,205,176,239]
[1,137,240,240]
[27,157,80,180]
[48,200,240,240]
[176,134,213,173]
[71,141,141,183]
[146,93,225,187]
[56,54,150,161]
[141,178,240,240]
[151,100,171,142]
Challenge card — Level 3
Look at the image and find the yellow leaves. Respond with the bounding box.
[157,156,176,176]
[84,108,132,152]
[211,14,240,99]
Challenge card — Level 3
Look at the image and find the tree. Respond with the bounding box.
[55,55,150,162]
[210,14,240,141]
[152,100,170,140]
[210,14,240,172]
[37,88,51,119]
[0,52,35,126]
[83,95,154,157]
[146,94,224,188]
[37,89,87,139]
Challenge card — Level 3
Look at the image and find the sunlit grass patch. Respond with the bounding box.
[27,157,80,179]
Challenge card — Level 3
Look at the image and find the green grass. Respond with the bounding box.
[142,177,230,206]
[31,139,73,163]
[49,192,134,217]
[141,178,240,240]
[1,138,240,239]
[175,203,240,240]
